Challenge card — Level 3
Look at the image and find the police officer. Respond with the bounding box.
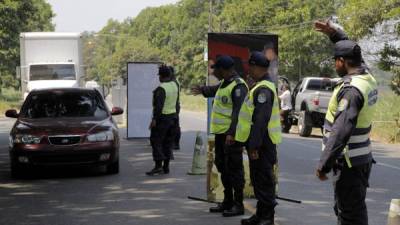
[315,22,378,225]
[169,66,181,150]
[147,65,179,176]
[236,52,282,225]
[191,55,248,217]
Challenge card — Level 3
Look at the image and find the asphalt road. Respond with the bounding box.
[0,111,399,225]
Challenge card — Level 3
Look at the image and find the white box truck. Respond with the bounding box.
[19,32,84,99]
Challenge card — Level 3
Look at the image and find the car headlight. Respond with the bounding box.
[87,131,114,142]
[14,134,42,144]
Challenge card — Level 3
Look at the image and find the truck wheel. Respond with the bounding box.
[298,111,312,137]
[282,123,292,133]
[106,160,119,174]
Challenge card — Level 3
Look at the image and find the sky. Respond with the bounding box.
[46,0,180,32]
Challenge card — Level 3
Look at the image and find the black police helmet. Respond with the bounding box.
[334,40,362,60]
[158,65,171,77]
[248,51,270,68]
[211,55,235,69]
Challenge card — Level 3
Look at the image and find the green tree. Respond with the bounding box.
[338,0,400,94]
[0,0,54,90]
[216,0,337,81]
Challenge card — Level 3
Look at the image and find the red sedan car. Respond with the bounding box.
[5,88,123,178]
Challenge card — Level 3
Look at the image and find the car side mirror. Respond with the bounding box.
[111,107,123,116]
[5,109,19,118]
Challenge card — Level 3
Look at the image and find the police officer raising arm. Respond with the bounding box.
[315,21,378,225]
[235,52,282,225]
[191,55,248,217]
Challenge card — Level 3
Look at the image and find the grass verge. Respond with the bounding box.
[370,91,400,143]
[0,88,22,116]
[180,91,207,112]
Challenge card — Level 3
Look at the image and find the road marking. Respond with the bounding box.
[377,162,400,171]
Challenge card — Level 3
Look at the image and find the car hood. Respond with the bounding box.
[13,117,112,136]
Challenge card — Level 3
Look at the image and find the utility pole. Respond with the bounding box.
[209,0,213,32]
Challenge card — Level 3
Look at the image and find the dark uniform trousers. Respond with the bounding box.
[150,116,177,161]
[248,141,278,219]
[214,134,245,206]
[333,161,372,225]
[174,117,181,147]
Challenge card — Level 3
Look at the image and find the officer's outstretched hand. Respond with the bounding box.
[149,120,156,129]
[190,85,202,95]
[316,169,328,181]
[314,20,336,36]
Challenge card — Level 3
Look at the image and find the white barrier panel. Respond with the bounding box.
[127,62,160,138]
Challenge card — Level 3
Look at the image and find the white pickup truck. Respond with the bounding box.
[287,77,339,137]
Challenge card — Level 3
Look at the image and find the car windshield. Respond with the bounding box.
[30,64,76,81]
[20,91,108,119]
[307,79,337,91]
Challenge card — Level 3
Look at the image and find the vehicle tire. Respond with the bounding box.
[106,160,119,174]
[298,110,312,137]
[10,161,23,179]
[280,110,292,133]
[282,123,292,133]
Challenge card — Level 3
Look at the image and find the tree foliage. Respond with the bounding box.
[337,0,400,95]
[0,0,54,89]
[87,0,340,87]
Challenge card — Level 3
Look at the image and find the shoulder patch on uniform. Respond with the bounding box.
[343,77,352,87]
[337,99,348,111]
[222,96,229,104]
[235,88,241,97]
[368,89,378,106]
[257,92,267,103]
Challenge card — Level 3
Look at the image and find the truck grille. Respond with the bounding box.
[48,135,81,145]
[31,153,99,165]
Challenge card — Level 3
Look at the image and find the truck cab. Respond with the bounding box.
[24,63,81,99]
[20,32,84,99]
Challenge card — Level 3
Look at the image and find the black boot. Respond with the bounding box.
[257,218,274,225]
[241,214,260,225]
[222,202,244,217]
[145,167,163,176]
[257,209,275,225]
[209,203,231,213]
[163,160,170,174]
[146,161,163,176]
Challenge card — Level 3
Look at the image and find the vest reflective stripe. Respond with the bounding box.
[210,78,247,134]
[235,80,282,144]
[211,118,231,125]
[343,146,372,158]
[212,107,232,115]
[322,74,378,167]
[348,134,369,144]
[160,81,179,115]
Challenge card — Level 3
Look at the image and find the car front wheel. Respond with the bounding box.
[10,161,24,178]
[106,160,119,174]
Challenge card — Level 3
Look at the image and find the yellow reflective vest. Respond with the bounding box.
[160,81,179,115]
[235,79,282,144]
[323,73,378,167]
[210,78,247,134]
